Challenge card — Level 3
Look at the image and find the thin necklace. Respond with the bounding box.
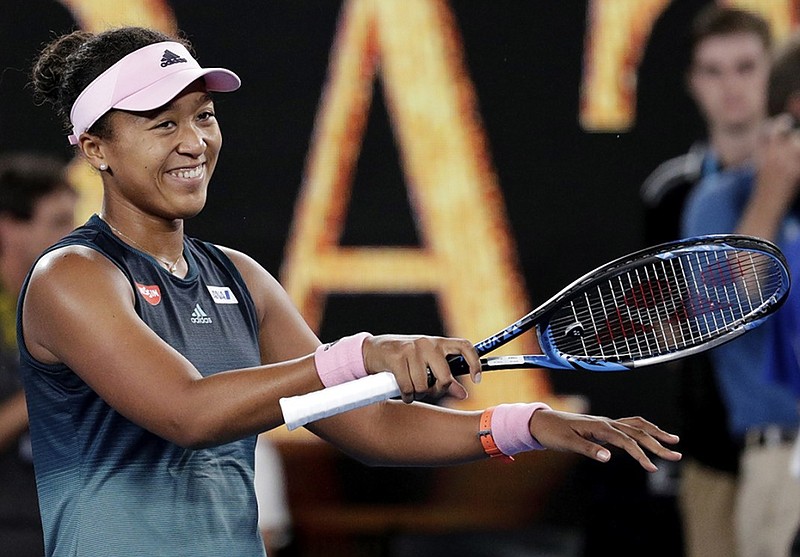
[102,217,183,274]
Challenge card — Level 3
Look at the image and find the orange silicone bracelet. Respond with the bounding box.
[478,407,514,462]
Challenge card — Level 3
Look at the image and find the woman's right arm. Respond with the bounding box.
[22,245,476,449]
[21,245,327,448]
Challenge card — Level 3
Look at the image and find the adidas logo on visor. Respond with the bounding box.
[161,49,187,67]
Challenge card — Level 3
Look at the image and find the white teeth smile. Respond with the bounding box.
[170,165,204,179]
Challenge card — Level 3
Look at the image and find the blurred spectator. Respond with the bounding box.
[640,6,773,557]
[680,17,800,557]
[751,31,800,557]
[0,152,77,556]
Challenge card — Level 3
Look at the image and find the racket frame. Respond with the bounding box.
[450,234,789,373]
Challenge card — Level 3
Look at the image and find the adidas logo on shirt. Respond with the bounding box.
[190,303,212,324]
[161,49,187,67]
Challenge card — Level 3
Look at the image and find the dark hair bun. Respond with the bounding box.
[30,27,185,135]
[31,31,93,113]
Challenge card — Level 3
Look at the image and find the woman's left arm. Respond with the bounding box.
[225,248,681,470]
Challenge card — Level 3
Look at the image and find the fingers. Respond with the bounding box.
[573,422,659,471]
[363,335,478,403]
[759,114,800,176]
[615,416,681,451]
[766,112,796,136]
[585,417,682,472]
[530,410,682,473]
[456,342,483,384]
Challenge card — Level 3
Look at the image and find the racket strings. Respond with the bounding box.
[549,249,784,361]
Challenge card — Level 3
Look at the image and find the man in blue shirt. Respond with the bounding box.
[682,30,800,557]
[641,6,774,557]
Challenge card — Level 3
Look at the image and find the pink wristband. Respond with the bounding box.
[314,332,372,387]
[491,402,552,456]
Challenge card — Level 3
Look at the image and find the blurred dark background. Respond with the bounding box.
[1,1,789,555]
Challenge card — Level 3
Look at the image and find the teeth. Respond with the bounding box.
[170,165,203,179]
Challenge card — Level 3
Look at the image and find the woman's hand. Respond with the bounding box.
[529,409,682,472]
[362,335,481,403]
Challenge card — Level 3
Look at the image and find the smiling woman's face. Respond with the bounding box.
[97,79,222,221]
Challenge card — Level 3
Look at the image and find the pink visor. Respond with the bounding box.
[67,41,240,145]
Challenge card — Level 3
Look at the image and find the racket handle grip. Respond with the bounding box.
[279,372,401,430]
[281,356,480,430]
[447,354,471,376]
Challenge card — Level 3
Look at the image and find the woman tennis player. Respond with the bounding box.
[20,27,681,556]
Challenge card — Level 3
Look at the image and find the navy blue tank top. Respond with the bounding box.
[17,215,266,557]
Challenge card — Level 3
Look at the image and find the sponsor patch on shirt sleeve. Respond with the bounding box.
[206,285,239,304]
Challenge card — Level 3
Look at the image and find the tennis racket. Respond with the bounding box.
[280,234,790,430]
